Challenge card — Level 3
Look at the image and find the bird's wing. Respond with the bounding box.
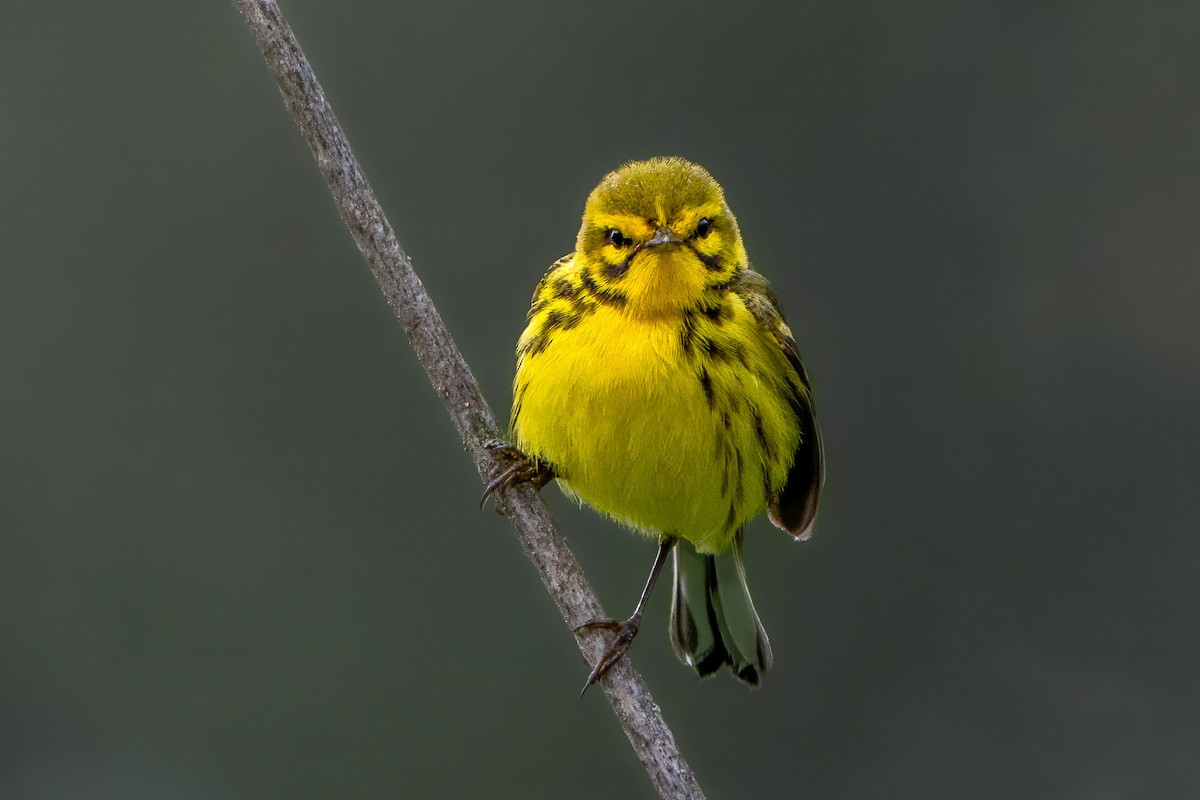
[732,268,824,540]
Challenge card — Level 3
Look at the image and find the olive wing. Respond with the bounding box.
[733,268,824,540]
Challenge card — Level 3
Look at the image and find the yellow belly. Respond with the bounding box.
[513,305,799,554]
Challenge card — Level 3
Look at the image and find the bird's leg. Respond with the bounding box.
[574,536,677,694]
[478,444,555,509]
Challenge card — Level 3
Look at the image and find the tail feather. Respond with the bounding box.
[669,532,772,686]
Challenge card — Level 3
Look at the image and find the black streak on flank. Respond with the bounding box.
[522,307,583,357]
[701,337,723,361]
[680,308,698,355]
[517,335,541,357]
[784,381,807,421]
[544,308,583,334]
[700,335,748,365]
[724,503,739,533]
[752,409,773,461]
[701,302,730,324]
[699,367,714,408]
[732,449,744,508]
[511,381,526,423]
[719,443,732,496]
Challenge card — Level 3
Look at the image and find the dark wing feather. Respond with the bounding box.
[732,268,824,540]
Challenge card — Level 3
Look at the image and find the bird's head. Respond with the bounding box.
[576,157,747,318]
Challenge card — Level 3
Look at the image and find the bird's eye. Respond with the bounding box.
[695,218,712,238]
[605,229,630,249]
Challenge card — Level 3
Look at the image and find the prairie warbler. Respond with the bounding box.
[485,157,823,688]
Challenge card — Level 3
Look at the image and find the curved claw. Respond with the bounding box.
[479,461,525,508]
[479,445,554,509]
[576,616,641,696]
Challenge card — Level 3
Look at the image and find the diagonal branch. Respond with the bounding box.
[230,2,705,798]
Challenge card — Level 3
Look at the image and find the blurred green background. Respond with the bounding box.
[3,1,1198,797]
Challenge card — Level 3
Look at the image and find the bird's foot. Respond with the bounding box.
[574,615,641,695]
[479,444,553,509]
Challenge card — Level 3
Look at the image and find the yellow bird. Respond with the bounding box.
[486,157,823,688]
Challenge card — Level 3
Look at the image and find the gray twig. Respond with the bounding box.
[231,2,705,798]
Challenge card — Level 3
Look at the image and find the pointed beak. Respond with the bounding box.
[643,227,684,248]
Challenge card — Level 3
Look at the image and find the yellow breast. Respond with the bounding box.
[513,298,800,554]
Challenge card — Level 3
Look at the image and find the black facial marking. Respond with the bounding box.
[579,268,628,307]
[697,251,723,272]
[602,258,631,281]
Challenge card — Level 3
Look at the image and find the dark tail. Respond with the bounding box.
[669,532,773,686]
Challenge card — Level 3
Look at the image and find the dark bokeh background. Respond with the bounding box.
[3,1,1198,797]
